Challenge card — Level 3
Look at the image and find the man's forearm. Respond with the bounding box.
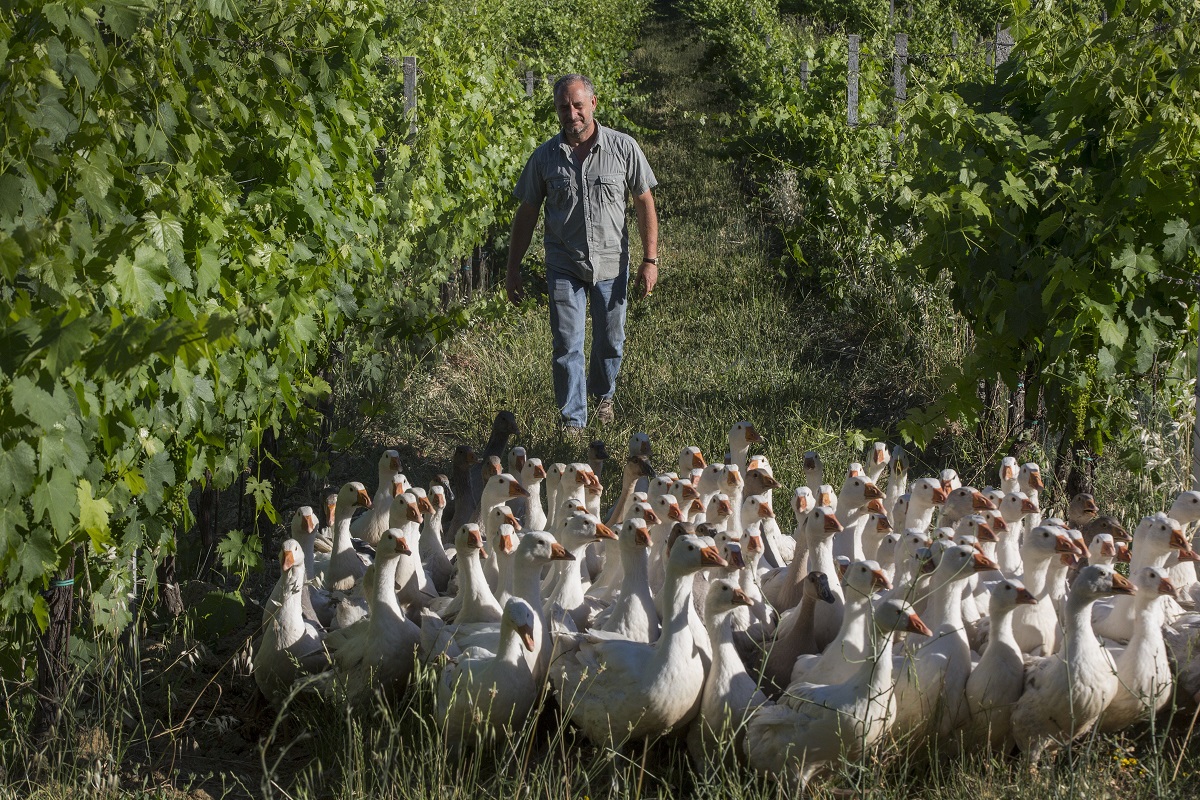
[634,192,658,261]
[508,203,540,273]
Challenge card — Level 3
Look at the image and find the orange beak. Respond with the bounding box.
[394,535,411,556]
[634,526,652,547]
[1099,540,1117,557]
[931,487,949,504]
[407,502,424,525]
[872,569,892,591]
[1054,535,1076,554]
[594,522,618,540]
[692,452,707,469]
[304,511,319,533]
[1021,498,1039,514]
[469,529,488,559]
[1110,571,1136,595]
[972,491,997,511]
[1015,587,1038,605]
[906,614,933,637]
[972,552,999,572]
[731,588,754,606]
[281,549,296,571]
[357,488,373,508]
[824,513,844,533]
[975,523,997,542]
[866,498,886,515]
[550,542,574,561]
[1159,577,1177,596]
[758,503,775,520]
[518,624,536,652]
[699,546,728,568]
[1169,527,1190,550]
[876,516,893,533]
[505,510,522,531]
[864,483,884,500]
[667,503,684,522]
[509,481,530,499]
[1029,472,1044,490]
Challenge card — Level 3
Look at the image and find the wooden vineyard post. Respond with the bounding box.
[1194,287,1200,490]
[32,550,77,743]
[993,24,1014,80]
[952,31,959,52]
[894,34,907,142]
[847,34,860,127]
[526,70,535,97]
[800,61,809,91]
[403,56,417,139]
[893,34,908,107]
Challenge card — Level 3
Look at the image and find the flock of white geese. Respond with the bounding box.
[253,412,1200,788]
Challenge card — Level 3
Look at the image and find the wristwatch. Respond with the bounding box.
[642,257,657,264]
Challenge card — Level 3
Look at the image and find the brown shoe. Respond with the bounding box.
[594,397,615,425]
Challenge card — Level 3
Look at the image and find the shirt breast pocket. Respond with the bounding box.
[594,174,625,204]
[547,176,575,210]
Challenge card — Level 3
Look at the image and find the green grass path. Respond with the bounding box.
[386,7,922,494]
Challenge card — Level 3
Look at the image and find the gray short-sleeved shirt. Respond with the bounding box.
[513,124,657,283]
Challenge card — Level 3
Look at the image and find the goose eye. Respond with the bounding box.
[688,545,695,551]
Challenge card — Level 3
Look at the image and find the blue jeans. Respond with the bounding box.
[547,267,627,427]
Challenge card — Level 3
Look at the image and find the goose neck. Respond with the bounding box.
[332,516,354,555]
[653,568,696,665]
[373,556,404,615]
[1063,595,1102,662]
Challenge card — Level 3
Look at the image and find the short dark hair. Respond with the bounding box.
[553,74,595,100]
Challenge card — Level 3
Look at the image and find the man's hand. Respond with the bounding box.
[636,260,658,299]
[506,266,524,305]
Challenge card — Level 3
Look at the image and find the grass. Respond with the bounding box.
[3,3,1198,799]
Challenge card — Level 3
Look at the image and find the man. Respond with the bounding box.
[506,74,658,436]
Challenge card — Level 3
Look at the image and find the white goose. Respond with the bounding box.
[349,450,402,546]
[1012,524,1077,656]
[437,597,540,751]
[1093,513,1187,642]
[545,513,617,629]
[448,523,503,625]
[253,539,329,704]
[678,445,707,477]
[421,484,454,593]
[325,482,373,592]
[1099,566,1176,732]
[324,529,423,699]
[746,599,930,790]
[789,560,891,686]
[891,545,997,744]
[518,457,549,532]
[551,535,727,747]
[961,578,1037,752]
[905,477,948,533]
[883,445,910,519]
[265,507,322,627]
[593,518,661,642]
[996,491,1039,579]
[1012,564,1135,761]
[688,579,768,766]
[1017,462,1044,528]
[727,420,763,477]
[832,474,886,562]
[803,506,847,648]
[761,570,836,693]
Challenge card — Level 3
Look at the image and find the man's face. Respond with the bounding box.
[555,81,597,140]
